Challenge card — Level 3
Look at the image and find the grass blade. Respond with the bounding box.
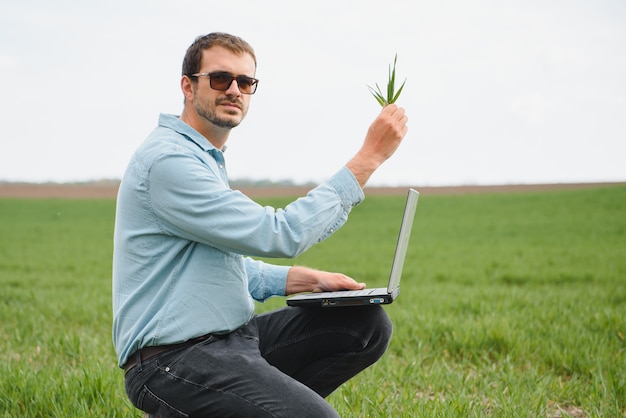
[368,53,406,106]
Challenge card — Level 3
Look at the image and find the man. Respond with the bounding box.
[113,32,409,417]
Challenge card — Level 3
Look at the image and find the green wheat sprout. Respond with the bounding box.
[368,53,406,106]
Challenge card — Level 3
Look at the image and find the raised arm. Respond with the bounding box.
[346,104,409,187]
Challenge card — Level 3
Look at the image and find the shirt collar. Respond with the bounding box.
[158,113,227,153]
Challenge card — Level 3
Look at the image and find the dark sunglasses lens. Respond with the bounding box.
[208,73,256,94]
[210,74,234,91]
[237,78,255,94]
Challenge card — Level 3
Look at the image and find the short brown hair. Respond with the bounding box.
[182,32,257,76]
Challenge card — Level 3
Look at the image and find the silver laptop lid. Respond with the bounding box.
[387,189,419,293]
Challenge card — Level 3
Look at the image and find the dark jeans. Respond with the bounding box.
[124,305,392,417]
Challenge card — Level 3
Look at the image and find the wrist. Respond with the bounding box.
[285,266,317,295]
[346,155,382,188]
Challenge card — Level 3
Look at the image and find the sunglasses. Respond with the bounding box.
[190,71,259,95]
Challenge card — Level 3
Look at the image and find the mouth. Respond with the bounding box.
[218,100,241,112]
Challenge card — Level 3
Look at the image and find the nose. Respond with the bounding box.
[225,79,241,96]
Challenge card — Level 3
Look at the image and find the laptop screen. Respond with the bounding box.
[387,189,419,293]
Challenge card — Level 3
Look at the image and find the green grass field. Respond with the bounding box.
[1,185,624,417]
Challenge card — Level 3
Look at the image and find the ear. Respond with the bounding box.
[181,75,195,102]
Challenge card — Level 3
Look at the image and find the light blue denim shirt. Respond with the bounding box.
[112,114,364,367]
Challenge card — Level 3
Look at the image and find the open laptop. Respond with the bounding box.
[286,188,419,308]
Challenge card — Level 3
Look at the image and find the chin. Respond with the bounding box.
[214,117,241,129]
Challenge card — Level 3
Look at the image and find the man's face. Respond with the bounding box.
[190,46,256,129]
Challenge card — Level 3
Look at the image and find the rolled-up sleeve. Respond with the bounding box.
[245,257,290,300]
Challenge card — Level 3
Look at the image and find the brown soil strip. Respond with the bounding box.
[0,182,622,199]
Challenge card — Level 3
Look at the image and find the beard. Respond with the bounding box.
[194,97,245,129]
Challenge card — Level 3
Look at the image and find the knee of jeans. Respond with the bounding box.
[358,306,393,358]
[373,306,393,346]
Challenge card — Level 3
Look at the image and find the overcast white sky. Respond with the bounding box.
[1,0,624,186]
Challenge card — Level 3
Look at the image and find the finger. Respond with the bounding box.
[381,103,398,116]
[392,107,406,121]
[345,278,366,290]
